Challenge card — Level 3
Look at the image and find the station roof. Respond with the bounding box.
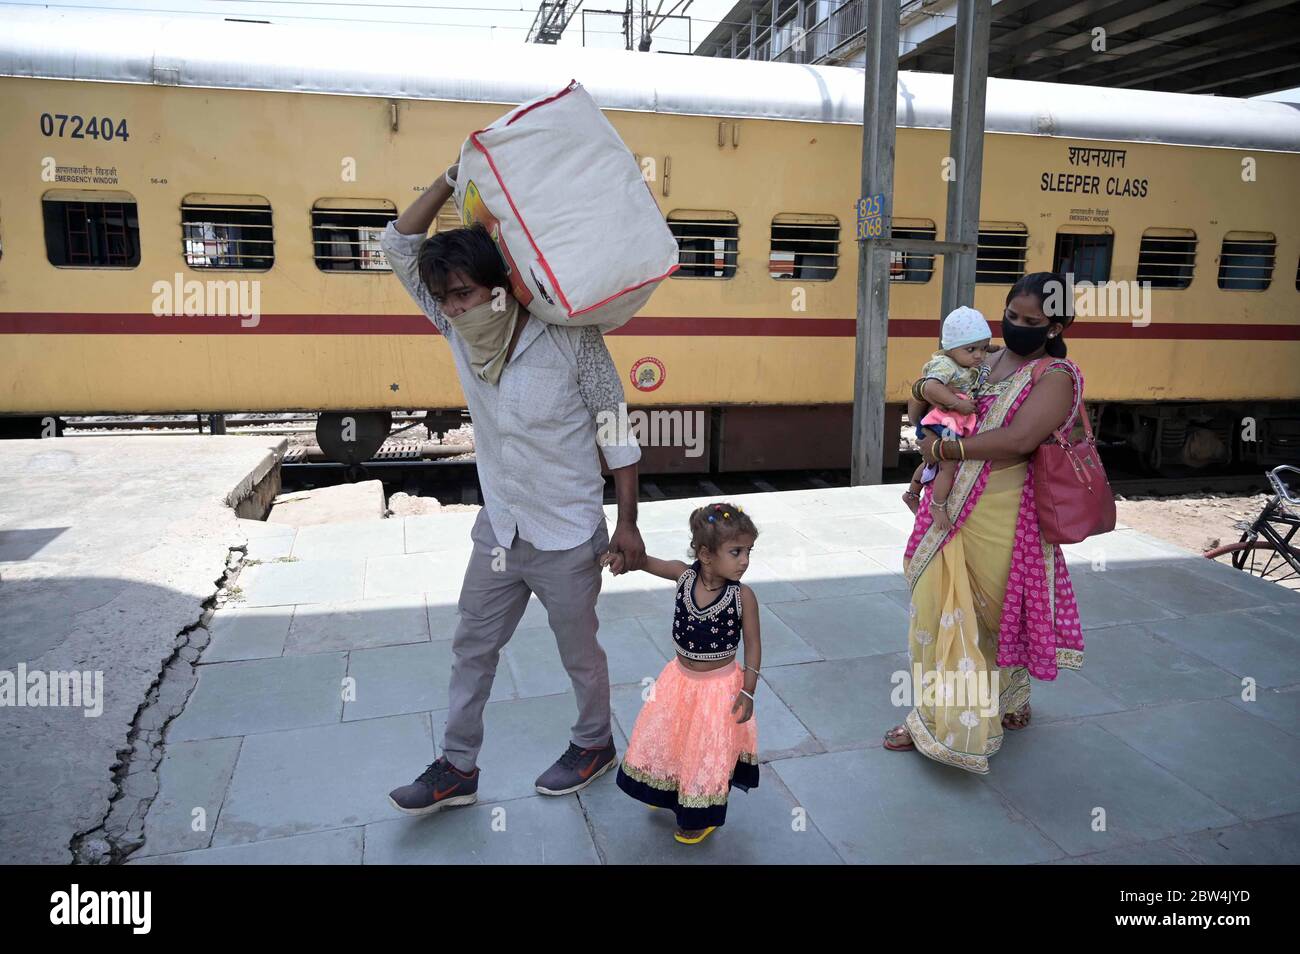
[899,0,1300,99]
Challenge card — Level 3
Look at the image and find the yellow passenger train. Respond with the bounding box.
[2,8,1298,473]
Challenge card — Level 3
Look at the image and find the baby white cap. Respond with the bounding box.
[941,306,992,350]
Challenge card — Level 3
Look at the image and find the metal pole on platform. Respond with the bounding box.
[939,0,992,324]
[850,0,899,486]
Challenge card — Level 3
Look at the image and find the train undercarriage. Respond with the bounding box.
[5,400,1300,477]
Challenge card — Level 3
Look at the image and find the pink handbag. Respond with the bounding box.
[1030,360,1116,544]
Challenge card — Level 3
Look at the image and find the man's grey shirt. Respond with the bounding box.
[381,221,640,551]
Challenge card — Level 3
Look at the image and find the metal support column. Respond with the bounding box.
[852,0,989,485]
[850,0,899,486]
[939,0,992,323]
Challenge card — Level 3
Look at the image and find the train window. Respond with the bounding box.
[1217,231,1276,291]
[890,219,937,283]
[769,213,838,281]
[181,195,274,270]
[1136,228,1197,289]
[976,224,1029,284]
[312,199,397,272]
[42,190,141,268]
[668,211,738,279]
[1053,227,1113,284]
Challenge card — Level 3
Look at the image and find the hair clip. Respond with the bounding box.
[707,515,715,522]
[723,512,730,518]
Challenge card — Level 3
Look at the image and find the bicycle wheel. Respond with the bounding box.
[1204,533,1300,585]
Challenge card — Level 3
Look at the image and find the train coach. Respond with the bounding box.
[2,7,1298,474]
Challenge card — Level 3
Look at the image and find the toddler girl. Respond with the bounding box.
[601,502,761,845]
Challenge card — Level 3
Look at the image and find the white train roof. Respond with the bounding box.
[3,7,1299,153]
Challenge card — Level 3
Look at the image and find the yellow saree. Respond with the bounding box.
[902,462,1031,774]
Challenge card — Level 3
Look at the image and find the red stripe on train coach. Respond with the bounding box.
[0,312,1297,340]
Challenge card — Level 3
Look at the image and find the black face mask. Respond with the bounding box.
[1001,316,1051,356]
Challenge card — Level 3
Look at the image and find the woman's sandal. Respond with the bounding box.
[883,724,915,751]
[1002,703,1032,730]
[674,826,717,845]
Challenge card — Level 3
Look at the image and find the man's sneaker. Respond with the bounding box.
[388,756,479,815]
[534,737,617,795]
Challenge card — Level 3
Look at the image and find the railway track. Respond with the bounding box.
[1108,473,1270,498]
[53,414,1278,505]
[59,413,432,436]
[280,457,1274,507]
[279,458,860,506]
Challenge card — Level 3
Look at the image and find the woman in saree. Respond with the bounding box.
[884,272,1087,774]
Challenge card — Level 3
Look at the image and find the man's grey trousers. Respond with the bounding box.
[441,508,612,772]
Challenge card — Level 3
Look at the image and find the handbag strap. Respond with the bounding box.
[1029,358,1091,446]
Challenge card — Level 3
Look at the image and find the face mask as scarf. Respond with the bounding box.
[448,294,521,385]
[1001,315,1052,356]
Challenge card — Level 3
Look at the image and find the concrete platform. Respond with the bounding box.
[124,483,1300,865]
[0,436,284,863]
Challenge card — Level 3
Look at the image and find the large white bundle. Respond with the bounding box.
[449,79,679,331]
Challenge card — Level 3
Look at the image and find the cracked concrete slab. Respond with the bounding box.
[133,736,242,857]
[0,436,283,863]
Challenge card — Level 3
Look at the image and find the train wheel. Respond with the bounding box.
[315,411,392,467]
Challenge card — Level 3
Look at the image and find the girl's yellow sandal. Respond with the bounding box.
[674,826,717,845]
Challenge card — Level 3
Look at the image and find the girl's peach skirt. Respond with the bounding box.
[615,657,759,829]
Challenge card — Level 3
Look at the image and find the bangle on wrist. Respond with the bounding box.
[738,688,755,701]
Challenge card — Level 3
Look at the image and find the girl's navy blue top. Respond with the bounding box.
[672,560,743,661]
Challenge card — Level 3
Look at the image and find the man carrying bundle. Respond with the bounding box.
[382,161,646,815]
